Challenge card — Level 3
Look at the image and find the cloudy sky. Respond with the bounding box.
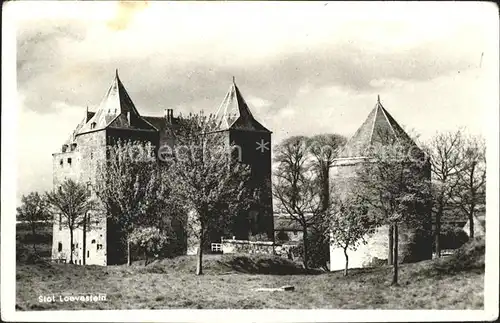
[9,1,498,202]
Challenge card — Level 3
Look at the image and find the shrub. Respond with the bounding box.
[432,224,469,250]
[366,257,387,267]
[432,236,484,274]
[129,227,171,265]
[275,230,290,243]
[295,229,330,270]
[402,227,433,263]
[249,233,270,242]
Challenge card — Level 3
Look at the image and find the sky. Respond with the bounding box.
[8,1,499,203]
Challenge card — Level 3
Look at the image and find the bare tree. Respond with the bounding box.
[424,130,464,257]
[167,113,254,275]
[273,136,322,269]
[308,134,347,212]
[16,192,50,254]
[94,140,162,266]
[456,135,486,238]
[329,190,375,276]
[46,179,96,264]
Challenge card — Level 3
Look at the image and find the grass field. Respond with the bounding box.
[15,224,484,310]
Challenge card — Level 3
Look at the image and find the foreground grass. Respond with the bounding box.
[16,250,484,310]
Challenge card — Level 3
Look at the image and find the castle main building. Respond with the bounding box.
[51,71,274,265]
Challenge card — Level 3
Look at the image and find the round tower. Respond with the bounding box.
[329,97,432,271]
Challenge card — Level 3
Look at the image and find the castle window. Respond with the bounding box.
[90,122,96,129]
[58,214,62,230]
[75,243,79,248]
[67,158,72,165]
[90,152,93,160]
[97,244,103,250]
[91,239,96,244]
[59,159,63,167]
[87,251,90,258]
[58,242,62,252]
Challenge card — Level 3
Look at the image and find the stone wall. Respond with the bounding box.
[52,130,109,266]
[76,130,107,186]
[329,224,416,271]
[51,221,107,265]
[52,151,80,187]
[221,238,275,255]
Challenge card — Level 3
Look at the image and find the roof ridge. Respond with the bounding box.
[369,99,379,144]
[377,100,399,142]
[233,82,254,119]
[141,116,159,131]
[115,72,141,116]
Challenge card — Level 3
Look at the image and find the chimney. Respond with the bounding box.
[165,109,173,123]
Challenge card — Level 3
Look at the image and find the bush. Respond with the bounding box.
[296,229,330,270]
[249,233,270,242]
[366,257,387,267]
[129,227,172,265]
[402,227,433,263]
[275,230,290,243]
[433,224,469,250]
[432,236,484,274]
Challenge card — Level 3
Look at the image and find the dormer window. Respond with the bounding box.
[62,144,68,153]
[90,122,96,129]
[70,143,77,151]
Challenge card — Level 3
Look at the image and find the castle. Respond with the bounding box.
[51,72,432,269]
[51,71,273,265]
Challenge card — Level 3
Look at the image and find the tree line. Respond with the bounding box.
[271,128,485,284]
[17,113,255,275]
[17,112,485,283]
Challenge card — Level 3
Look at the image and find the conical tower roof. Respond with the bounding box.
[339,96,418,158]
[78,70,155,134]
[213,78,270,133]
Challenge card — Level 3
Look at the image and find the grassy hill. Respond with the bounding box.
[16,222,52,263]
[16,234,484,310]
